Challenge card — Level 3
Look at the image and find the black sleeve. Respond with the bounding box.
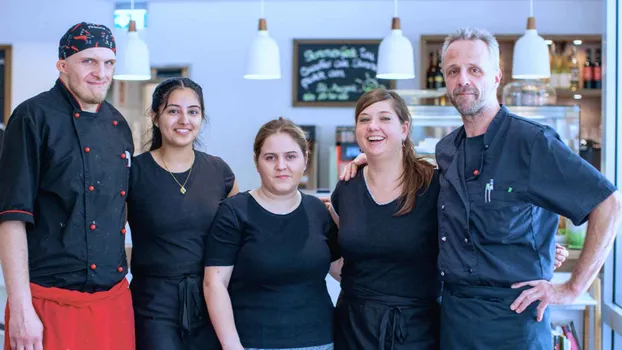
[527,128,617,226]
[330,181,342,216]
[216,156,235,195]
[0,113,41,225]
[0,128,5,153]
[128,158,139,196]
[327,218,340,262]
[204,202,243,266]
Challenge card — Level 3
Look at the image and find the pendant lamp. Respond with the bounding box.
[376,0,415,80]
[113,0,151,81]
[512,0,550,79]
[243,0,281,80]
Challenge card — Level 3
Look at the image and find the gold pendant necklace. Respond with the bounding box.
[160,152,194,195]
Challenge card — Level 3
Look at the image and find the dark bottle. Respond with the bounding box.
[426,52,435,89]
[593,48,601,89]
[583,49,593,89]
[433,51,445,89]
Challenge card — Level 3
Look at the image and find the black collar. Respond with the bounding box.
[453,104,509,149]
[53,78,103,114]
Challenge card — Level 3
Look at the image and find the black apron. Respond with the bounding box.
[440,283,552,350]
[335,281,440,350]
[131,262,219,350]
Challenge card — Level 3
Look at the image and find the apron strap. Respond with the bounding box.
[178,275,203,337]
[378,306,408,350]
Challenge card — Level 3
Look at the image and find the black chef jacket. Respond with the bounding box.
[0,79,134,292]
[435,105,616,287]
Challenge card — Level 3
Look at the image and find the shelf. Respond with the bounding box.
[419,34,603,101]
[551,272,598,310]
[556,88,601,99]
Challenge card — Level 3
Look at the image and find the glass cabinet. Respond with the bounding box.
[408,105,581,157]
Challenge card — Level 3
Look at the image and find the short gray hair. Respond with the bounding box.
[440,27,500,71]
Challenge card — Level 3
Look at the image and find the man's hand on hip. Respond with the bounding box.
[509,280,578,322]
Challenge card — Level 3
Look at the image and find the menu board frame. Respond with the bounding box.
[0,45,12,125]
[292,39,396,107]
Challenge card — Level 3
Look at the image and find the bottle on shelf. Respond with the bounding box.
[559,42,571,89]
[583,48,594,89]
[593,48,602,89]
[433,50,445,89]
[569,46,580,91]
[426,52,435,89]
[550,42,561,88]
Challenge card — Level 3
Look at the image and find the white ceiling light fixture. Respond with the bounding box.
[376,0,415,80]
[244,0,281,80]
[512,0,550,79]
[113,0,151,81]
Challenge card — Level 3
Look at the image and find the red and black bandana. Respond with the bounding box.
[58,22,116,59]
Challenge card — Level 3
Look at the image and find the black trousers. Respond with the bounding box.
[440,283,553,350]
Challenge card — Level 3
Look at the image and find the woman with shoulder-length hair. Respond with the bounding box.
[330,88,441,350]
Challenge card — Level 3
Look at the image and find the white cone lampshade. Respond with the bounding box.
[512,17,550,79]
[377,18,415,80]
[244,19,281,80]
[114,20,151,81]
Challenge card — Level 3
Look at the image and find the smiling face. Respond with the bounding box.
[442,39,502,116]
[355,99,408,160]
[155,88,203,149]
[256,132,307,195]
[56,47,116,110]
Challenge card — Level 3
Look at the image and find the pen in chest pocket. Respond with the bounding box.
[484,179,494,202]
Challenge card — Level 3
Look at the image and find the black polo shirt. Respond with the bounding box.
[0,79,134,292]
[435,105,616,287]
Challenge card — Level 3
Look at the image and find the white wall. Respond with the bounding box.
[143,0,603,191]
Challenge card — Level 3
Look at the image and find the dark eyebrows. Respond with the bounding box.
[263,151,299,156]
[165,104,201,109]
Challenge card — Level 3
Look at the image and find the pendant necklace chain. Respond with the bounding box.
[160,151,194,195]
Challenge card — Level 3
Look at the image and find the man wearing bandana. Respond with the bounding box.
[0,22,135,350]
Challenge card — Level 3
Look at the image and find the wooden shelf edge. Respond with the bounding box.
[556,88,601,98]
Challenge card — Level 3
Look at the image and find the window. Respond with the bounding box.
[114,2,148,30]
[603,0,622,348]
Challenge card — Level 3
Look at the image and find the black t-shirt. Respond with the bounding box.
[128,150,235,275]
[205,191,339,349]
[331,168,440,299]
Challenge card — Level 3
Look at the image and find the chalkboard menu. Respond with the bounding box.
[0,46,11,125]
[292,39,396,107]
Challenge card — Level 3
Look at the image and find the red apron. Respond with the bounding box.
[4,278,135,350]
